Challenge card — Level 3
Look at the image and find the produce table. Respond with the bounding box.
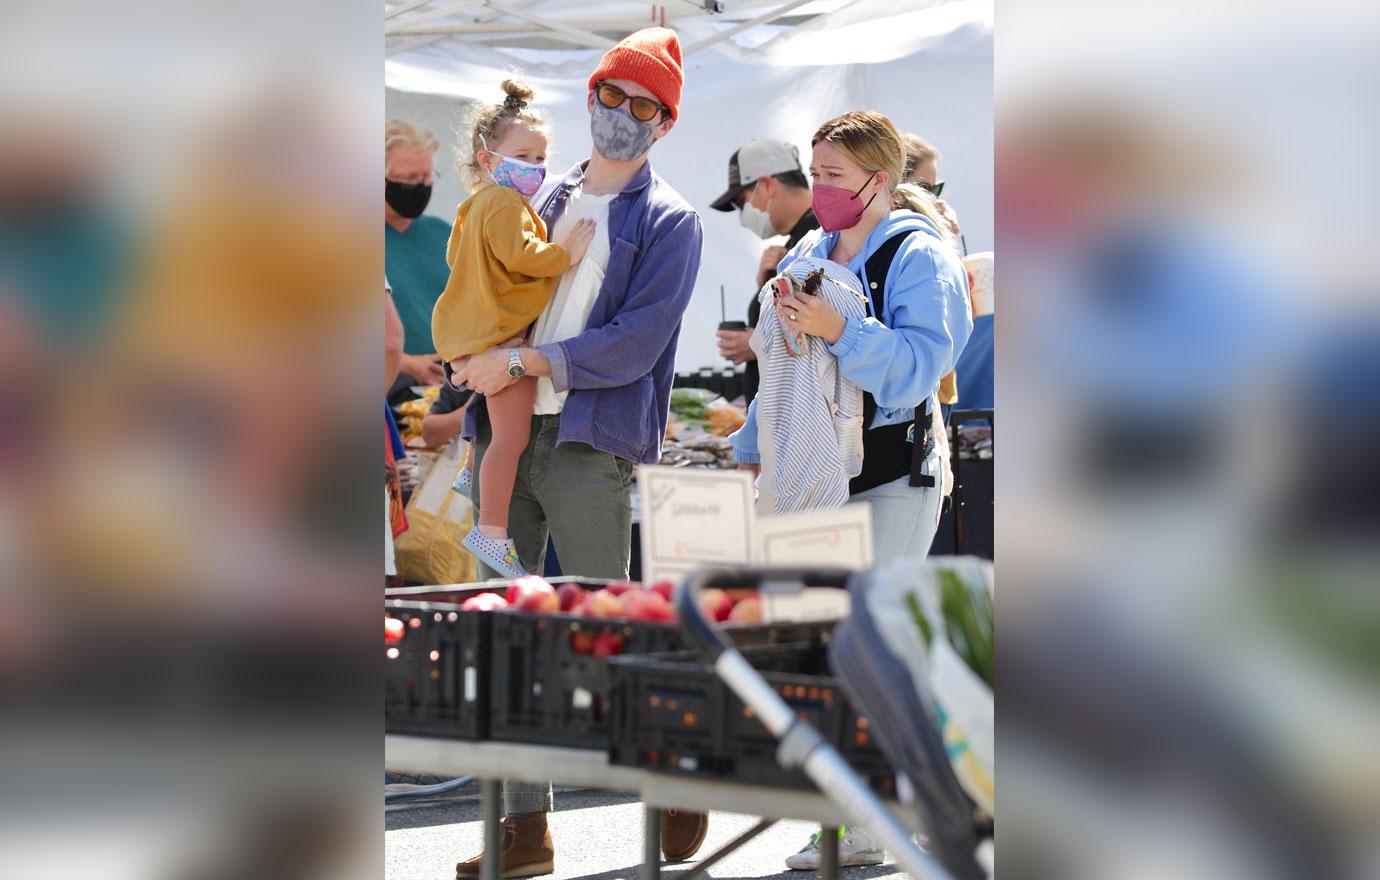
[386,735,922,880]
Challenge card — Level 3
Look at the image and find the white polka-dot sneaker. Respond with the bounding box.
[462,527,527,579]
[452,466,473,493]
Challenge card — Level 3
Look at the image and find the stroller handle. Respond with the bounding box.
[673,567,855,661]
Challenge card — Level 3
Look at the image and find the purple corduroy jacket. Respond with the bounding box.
[462,158,704,464]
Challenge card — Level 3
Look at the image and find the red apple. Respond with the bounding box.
[460,592,508,612]
[618,589,644,617]
[728,595,763,624]
[505,575,553,605]
[623,590,675,623]
[570,631,596,654]
[556,582,585,613]
[516,589,560,614]
[604,581,641,597]
[648,580,674,602]
[385,617,405,644]
[592,633,625,658]
[698,589,735,622]
[578,589,622,619]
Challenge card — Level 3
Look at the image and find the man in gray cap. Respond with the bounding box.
[709,138,818,404]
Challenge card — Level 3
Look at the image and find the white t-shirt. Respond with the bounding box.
[531,186,615,415]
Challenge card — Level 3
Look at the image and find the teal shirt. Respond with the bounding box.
[385,214,452,355]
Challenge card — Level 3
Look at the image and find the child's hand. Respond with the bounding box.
[448,357,470,387]
[558,217,597,265]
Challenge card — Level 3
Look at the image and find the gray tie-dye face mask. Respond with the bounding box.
[590,99,657,162]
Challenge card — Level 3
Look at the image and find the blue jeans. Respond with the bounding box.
[848,447,944,565]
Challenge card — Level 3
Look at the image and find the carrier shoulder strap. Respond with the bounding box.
[854,229,936,490]
[861,231,914,319]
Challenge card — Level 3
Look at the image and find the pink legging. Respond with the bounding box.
[478,376,537,531]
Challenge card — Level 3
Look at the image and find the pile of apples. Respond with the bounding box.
[447,576,763,625]
[386,580,762,645]
[452,576,678,623]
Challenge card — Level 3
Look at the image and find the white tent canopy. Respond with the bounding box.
[386,0,992,370]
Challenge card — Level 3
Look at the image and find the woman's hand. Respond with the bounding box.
[738,462,761,478]
[779,290,848,346]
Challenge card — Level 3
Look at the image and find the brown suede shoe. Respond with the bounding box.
[456,813,555,879]
[660,808,709,862]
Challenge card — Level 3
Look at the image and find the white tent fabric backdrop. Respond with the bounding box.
[385,0,992,371]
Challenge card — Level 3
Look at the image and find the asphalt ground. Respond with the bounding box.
[386,783,905,880]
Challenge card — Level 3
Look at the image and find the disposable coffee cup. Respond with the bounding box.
[718,320,748,332]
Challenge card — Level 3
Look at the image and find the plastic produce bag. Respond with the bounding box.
[867,555,994,815]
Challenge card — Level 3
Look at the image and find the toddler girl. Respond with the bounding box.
[431,80,595,577]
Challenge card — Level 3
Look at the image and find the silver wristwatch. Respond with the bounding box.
[506,348,526,378]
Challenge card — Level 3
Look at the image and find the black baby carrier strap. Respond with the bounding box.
[849,231,936,495]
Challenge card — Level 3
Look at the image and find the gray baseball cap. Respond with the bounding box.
[710,138,803,212]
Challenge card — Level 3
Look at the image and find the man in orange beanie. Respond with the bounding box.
[454,25,709,879]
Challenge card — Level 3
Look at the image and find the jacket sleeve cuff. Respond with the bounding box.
[537,342,570,393]
[730,429,761,464]
[828,316,862,358]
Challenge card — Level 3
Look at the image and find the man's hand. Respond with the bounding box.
[738,462,761,478]
[716,328,756,365]
[453,346,518,397]
[399,353,445,385]
[756,245,789,288]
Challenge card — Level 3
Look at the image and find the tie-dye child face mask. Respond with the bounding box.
[482,137,547,198]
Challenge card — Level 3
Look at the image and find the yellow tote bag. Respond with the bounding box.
[393,440,477,584]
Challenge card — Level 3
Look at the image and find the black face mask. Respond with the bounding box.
[385,179,431,219]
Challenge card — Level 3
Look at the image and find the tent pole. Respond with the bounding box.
[385,0,435,21]
[684,0,818,56]
[483,1,618,49]
[385,0,488,35]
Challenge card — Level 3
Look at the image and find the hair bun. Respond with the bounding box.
[500,78,536,111]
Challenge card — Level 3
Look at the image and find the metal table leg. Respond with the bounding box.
[819,825,839,880]
[482,779,502,880]
[643,806,663,880]
[676,818,776,880]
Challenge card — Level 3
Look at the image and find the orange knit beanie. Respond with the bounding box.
[588,27,684,121]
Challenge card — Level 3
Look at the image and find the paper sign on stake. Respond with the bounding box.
[753,503,872,621]
[754,503,874,570]
[637,466,756,586]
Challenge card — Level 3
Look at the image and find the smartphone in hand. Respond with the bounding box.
[770,275,809,357]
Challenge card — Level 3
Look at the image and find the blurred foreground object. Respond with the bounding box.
[0,3,381,878]
[997,1,1379,877]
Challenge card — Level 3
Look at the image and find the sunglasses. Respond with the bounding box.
[916,179,945,197]
[594,80,669,123]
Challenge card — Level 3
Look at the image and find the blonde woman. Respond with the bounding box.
[733,110,973,564]
[732,109,973,870]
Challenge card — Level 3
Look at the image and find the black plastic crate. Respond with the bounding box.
[488,608,683,749]
[608,641,895,795]
[385,596,492,739]
[487,584,833,750]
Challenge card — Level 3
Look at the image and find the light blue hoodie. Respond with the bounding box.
[732,210,972,465]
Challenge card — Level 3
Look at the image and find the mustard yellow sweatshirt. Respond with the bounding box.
[430,185,570,361]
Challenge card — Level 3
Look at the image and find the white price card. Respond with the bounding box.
[637,466,756,586]
[754,503,874,571]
